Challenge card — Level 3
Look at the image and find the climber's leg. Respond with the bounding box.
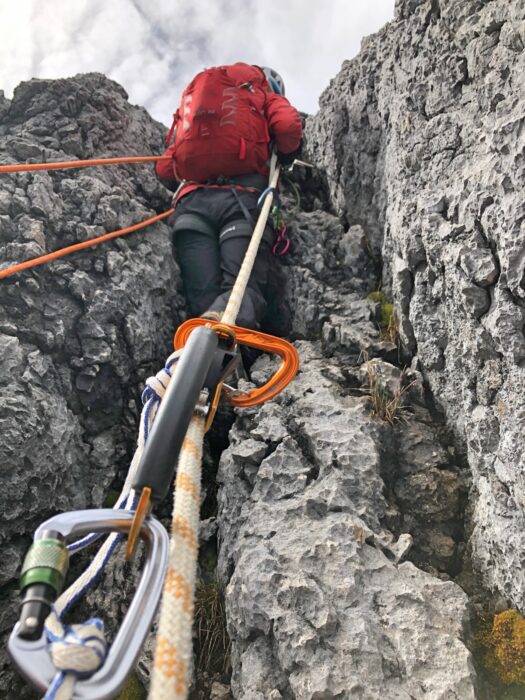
[172,213,221,317]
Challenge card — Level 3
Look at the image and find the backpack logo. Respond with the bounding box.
[182,95,193,131]
[220,87,237,127]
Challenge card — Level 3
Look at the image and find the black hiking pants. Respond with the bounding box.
[170,177,274,330]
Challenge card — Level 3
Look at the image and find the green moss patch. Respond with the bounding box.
[116,673,146,700]
[476,610,525,687]
[367,291,394,328]
[367,291,398,344]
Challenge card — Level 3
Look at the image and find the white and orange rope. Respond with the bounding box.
[148,415,205,699]
[148,153,279,699]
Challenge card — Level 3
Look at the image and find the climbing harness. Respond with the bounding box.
[4,150,299,699]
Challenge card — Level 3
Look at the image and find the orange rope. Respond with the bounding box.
[0,155,171,174]
[0,208,175,280]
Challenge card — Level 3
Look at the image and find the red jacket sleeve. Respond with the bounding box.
[264,93,303,154]
[155,142,178,184]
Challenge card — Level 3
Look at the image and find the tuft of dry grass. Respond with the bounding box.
[382,310,400,346]
[366,363,414,425]
[194,578,231,676]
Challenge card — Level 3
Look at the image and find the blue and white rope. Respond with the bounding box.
[42,349,182,700]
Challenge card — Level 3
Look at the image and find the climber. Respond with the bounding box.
[155,62,303,331]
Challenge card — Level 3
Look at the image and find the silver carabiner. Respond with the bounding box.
[8,509,169,700]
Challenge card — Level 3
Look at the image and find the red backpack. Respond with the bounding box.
[166,65,271,182]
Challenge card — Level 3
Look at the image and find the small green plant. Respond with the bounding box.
[194,578,231,675]
[116,673,146,700]
[367,291,399,345]
[384,310,400,345]
[366,363,413,425]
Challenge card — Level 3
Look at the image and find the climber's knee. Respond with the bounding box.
[218,218,274,247]
[172,213,216,242]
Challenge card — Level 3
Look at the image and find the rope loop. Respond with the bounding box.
[142,375,169,403]
[142,351,182,441]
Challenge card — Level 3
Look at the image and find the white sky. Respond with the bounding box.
[0,0,395,126]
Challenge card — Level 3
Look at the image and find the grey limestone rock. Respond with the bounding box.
[218,342,476,699]
[306,0,525,612]
[0,73,182,696]
[1,9,512,693]
[217,169,476,695]
[0,91,10,122]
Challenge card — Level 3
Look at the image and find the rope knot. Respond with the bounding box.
[141,351,181,442]
[142,354,180,404]
[142,374,168,402]
[48,618,107,678]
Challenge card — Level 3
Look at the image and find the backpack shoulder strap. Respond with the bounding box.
[166,110,180,146]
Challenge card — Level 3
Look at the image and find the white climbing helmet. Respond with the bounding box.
[261,67,285,96]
